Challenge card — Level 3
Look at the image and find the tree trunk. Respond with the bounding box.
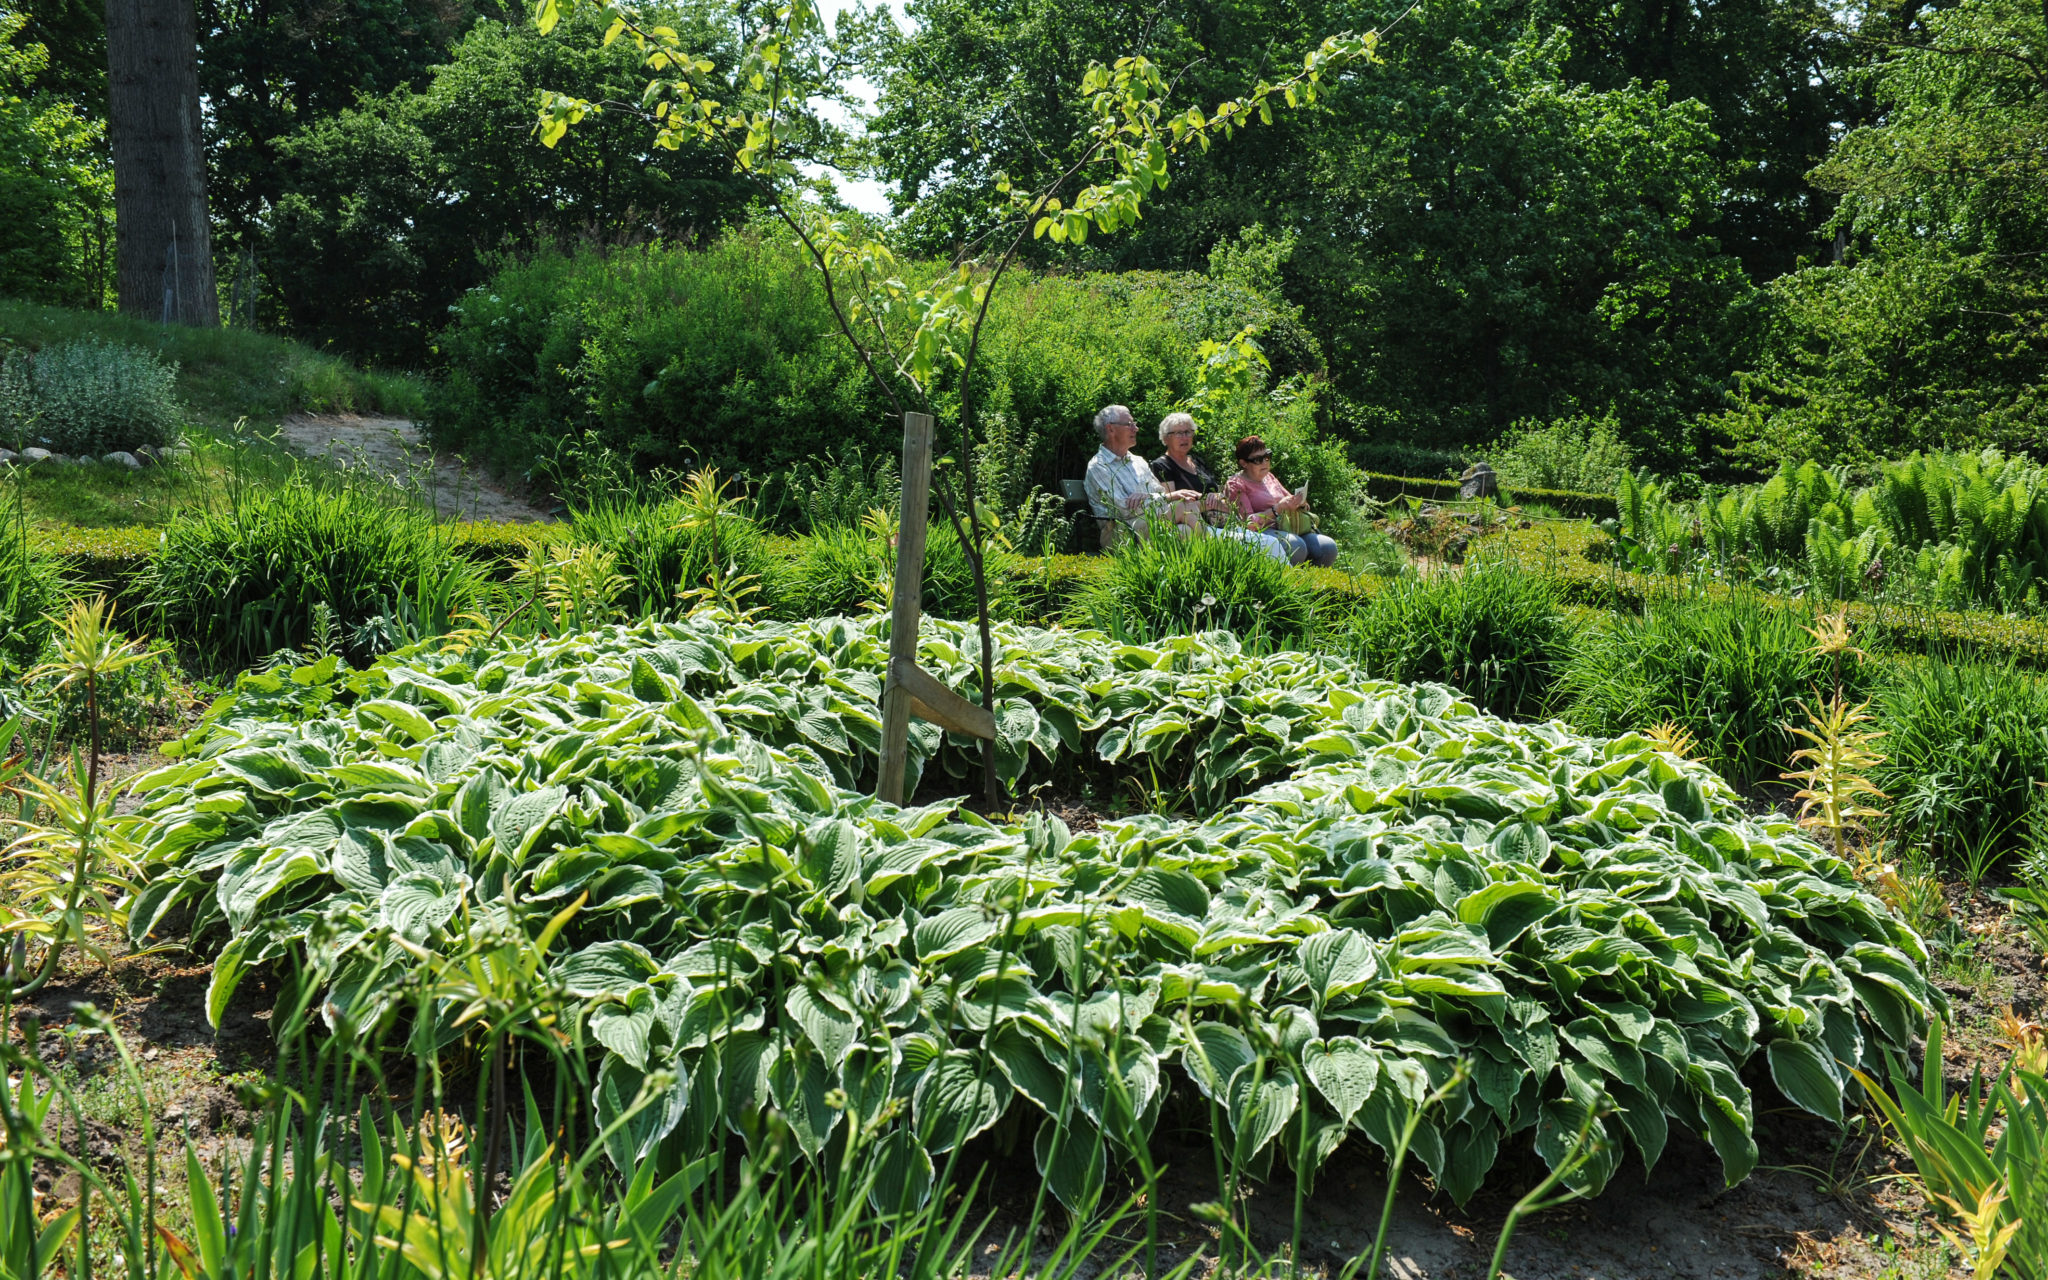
[105,0,216,325]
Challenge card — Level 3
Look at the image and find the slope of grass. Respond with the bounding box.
[0,299,426,425]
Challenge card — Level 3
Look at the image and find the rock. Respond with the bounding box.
[103,451,143,469]
[134,444,158,465]
[0,449,14,466]
[161,445,192,463]
[21,447,53,466]
[1459,461,1498,500]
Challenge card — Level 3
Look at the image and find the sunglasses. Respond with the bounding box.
[1166,429,1194,438]
[1245,452,1272,464]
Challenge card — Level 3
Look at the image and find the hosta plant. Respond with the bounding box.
[124,615,1943,1212]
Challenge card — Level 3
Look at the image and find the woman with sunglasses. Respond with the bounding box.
[1224,434,1338,567]
[1153,412,1288,561]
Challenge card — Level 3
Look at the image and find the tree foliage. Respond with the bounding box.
[1717,0,2048,465]
[856,0,1759,464]
[261,7,750,361]
[0,12,109,308]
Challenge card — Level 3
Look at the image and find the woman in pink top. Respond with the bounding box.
[1223,434,1338,567]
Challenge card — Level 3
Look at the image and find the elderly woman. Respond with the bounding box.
[1152,412,1288,562]
[1083,404,1205,547]
[1224,434,1338,567]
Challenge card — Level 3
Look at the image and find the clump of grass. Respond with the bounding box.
[788,509,1018,622]
[1561,588,1838,790]
[1080,523,1318,644]
[0,497,63,676]
[1344,556,1576,721]
[569,476,781,620]
[138,471,482,670]
[1870,654,2048,875]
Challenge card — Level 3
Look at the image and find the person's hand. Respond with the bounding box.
[1124,492,1144,514]
[1171,489,1200,502]
[1279,493,1306,512]
[1201,493,1226,511]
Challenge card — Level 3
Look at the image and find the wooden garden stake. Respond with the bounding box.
[879,411,994,806]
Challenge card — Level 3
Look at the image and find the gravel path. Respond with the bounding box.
[277,413,555,523]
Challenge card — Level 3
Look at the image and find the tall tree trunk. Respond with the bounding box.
[105,0,216,325]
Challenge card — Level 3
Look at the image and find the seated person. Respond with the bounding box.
[1083,403,1205,547]
[1223,434,1339,567]
[1152,412,1287,562]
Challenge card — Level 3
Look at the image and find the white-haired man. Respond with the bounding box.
[1083,404,1203,548]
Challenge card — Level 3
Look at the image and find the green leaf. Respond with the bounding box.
[1766,1038,1844,1124]
[557,942,658,997]
[1034,1114,1105,1214]
[1298,929,1378,1002]
[913,1050,1007,1153]
[1303,1036,1379,1123]
[867,1127,934,1215]
[1226,1064,1298,1162]
[1184,1022,1255,1100]
[379,870,469,944]
[768,1043,840,1159]
[914,907,996,962]
[785,985,857,1066]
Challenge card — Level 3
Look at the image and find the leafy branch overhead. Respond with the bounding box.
[531,0,1378,393]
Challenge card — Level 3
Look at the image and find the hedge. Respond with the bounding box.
[1364,471,1618,521]
[1493,522,2048,669]
[33,515,2048,668]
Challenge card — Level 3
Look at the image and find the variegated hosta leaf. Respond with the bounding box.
[128,614,1944,1196]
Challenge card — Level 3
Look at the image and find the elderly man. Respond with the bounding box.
[1083,404,1205,548]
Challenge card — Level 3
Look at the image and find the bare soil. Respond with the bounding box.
[278,413,556,523]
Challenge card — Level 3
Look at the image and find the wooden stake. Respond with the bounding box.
[878,411,935,805]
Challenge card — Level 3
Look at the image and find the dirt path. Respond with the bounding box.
[278,413,556,524]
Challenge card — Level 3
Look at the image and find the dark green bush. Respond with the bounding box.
[139,476,484,670]
[1081,526,1317,645]
[1560,589,1838,789]
[788,517,1017,623]
[427,232,1361,515]
[1343,559,1576,721]
[1871,655,2048,870]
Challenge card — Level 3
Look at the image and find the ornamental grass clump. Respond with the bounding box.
[568,469,781,619]
[1561,588,1840,789]
[139,473,484,671]
[1870,653,2048,874]
[1083,522,1316,644]
[789,509,1017,622]
[127,613,1943,1216]
[1344,556,1576,721]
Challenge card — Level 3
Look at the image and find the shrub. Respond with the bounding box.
[1487,413,1635,494]
[788,514,1017,622]
[139,475,483,670]
[1561,589,1839,789]
[1344,558,1577,721]
[1871,654,2048,870]
[427,232,1309,503]
[0,339,181,455]
[1081,525,1317,644]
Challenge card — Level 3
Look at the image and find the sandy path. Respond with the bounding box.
[278,413,555,523]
